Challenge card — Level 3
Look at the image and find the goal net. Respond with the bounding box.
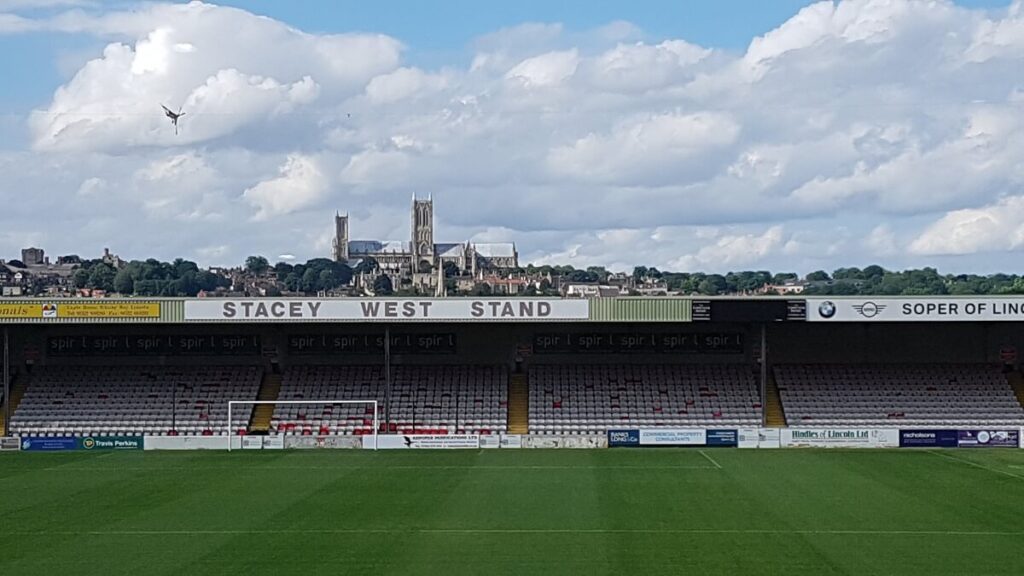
[227,400,379,451]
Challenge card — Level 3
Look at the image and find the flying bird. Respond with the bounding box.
[161,104,186,135]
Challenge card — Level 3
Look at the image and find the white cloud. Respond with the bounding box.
[548,111,740,185]
[909,196,1024,256]
[243,154,327,221]
[26,1,399,151]
[505,49,579,87]
[672,226,786,270]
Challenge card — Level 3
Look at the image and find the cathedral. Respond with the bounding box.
[332,196,519,275]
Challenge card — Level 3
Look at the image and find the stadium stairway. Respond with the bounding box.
[765,370,787,427]
[1009,370,1024,411]
[0,371,28,436]
[507,372,529,434]
[248,372,281,434]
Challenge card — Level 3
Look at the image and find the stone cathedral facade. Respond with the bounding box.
[333,196,519,275]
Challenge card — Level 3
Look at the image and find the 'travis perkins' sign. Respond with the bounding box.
[184,299,590,322]
[808,298,1024,322]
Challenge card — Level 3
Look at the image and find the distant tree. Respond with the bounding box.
[771,272,798,285]
[697,274,728,295]
[245,256,270,276]
[87,264,117,292]
[354,257,379,276]
[72,268,90,289]
[443,261,460,278]
[806,270,831,282]
[113,268,135,294]
[373,274,394,295]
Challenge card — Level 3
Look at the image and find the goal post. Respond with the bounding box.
[227,400,379,451]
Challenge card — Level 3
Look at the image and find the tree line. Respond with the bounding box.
[65,255,1024,296]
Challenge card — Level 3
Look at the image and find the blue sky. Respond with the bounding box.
[2,0,1024,272]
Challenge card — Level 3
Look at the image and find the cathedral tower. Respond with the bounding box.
[333,212,349,262]
[410,194,434,271]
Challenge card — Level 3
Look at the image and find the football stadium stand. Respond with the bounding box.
[271,365,507,435]
[9,365,261,436]
[775,364,1024,426]
[527,364,761,434]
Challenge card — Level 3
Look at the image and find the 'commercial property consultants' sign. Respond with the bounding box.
[808,298,1024,322]
[185,299,589,322]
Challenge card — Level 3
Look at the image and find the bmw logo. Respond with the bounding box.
[818,301,836,319]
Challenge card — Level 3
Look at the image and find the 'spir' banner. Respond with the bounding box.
[185,299,589,322]
[807,298,1024,322]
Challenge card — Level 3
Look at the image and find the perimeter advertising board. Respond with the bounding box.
[0,302,161,320]
[899,430,959,448]
[185,299,588,322]
[808,298,1024,322]
[607,430,641,447]
[639,429,707,446]
[374,434,481,449]
[782,428,899,448]
[20,436,143,451]
[957,430,1019,448]
[706,429,739,447]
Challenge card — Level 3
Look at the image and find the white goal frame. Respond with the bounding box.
[227,400,379,451]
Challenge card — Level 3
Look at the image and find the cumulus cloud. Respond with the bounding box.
[243,154,327,221]
[909,196,1024,256]
[4,0,1024,271]
[26,1,400,151]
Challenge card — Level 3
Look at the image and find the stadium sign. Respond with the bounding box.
[374,434,481,449]
[638,429,707,446]
[899,430,959,448]
[0,301,161,320]
[781,428,899,448]
[956,430,1019,448]
[185,299,589,322]
[808,298,1024,322]
[20,436,144,451]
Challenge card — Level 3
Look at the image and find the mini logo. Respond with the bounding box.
[82,437,96,449]
[818,301,836,318]
[42,304,58,318]
[852,301,886,318]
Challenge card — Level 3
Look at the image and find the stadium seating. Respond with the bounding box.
[775,364,1024,426]
[9,365,261,436]
[528,364,761,434]
[271,365,508,435]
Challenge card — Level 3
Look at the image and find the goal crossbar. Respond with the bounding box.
[227,400,379,451]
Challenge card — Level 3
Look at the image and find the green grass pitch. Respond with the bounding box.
[2,448,1024,575]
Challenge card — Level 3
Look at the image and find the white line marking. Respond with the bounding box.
[698,450,722,469]
[2,528,1021,537]
[926,450,1024,482]
[34,465,720,472]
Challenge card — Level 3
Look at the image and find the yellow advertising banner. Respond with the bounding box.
[0,302,160,319]
[57,302,161,319]
[0,304,44,318]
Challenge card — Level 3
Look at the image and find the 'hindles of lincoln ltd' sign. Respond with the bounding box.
[184,299,590,322]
